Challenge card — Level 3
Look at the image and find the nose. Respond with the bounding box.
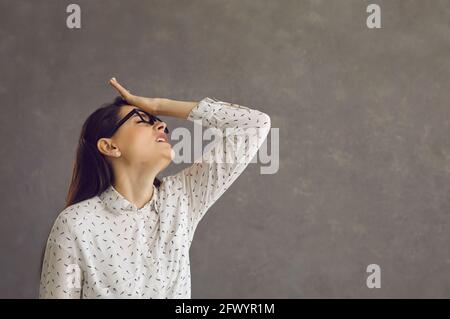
[156,121,168,133]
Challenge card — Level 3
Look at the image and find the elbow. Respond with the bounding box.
[262,113,271,129]
[259,112,271,133]
[253,112,271,141]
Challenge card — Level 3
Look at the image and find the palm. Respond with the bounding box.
[109,77,159,114]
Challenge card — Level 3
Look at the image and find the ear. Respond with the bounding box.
[97,138,121,158]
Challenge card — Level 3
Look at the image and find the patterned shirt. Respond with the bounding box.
[39,97,271,298]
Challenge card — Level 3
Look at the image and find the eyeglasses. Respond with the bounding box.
[109,108,169,136]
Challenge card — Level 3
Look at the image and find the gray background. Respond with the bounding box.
[0,0,449,298]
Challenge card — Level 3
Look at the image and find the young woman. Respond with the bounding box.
[39,77,271,298]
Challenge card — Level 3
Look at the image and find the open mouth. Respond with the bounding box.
[156,137,169,143]
[155,132,170,144]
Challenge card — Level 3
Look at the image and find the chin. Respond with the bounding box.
[160,148,174,162]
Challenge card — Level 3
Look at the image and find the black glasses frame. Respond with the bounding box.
[109,108,169,136]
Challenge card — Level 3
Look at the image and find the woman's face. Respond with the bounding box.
[109,105,172,167]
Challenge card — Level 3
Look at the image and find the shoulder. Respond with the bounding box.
[51,196,101,235]
[160,174,184,193]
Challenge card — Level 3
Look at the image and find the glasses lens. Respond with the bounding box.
[137,110,169,134]
[135,111,150,122]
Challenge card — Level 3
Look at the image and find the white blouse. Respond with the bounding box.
[39,97,271,298]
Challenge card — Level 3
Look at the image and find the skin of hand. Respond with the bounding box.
[109,77,162,115]
[108,77,198,119]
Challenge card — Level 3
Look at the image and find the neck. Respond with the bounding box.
[112,165,158,209]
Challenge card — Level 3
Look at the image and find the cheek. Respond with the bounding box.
[121,130,157,156]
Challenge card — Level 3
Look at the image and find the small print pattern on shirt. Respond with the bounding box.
[39,97,271,299]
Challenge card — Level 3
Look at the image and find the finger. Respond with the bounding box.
[109,77,128,95]
[109,77,131,97]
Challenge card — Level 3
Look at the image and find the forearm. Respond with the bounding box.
[156,98,199,119]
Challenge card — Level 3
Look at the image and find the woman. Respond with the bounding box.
[39,77,271,298]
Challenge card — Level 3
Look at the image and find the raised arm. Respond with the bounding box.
[164,97,271,242]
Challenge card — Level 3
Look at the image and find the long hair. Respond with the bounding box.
[64,96,162,209]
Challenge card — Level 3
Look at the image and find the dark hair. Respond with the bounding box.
[64,96,162,208]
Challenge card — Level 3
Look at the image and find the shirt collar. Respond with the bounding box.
[99,184,158,215]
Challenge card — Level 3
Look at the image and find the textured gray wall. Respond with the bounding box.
[0,0,449,298]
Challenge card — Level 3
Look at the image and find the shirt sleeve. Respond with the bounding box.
[39,213,83,299]
[165,97,271,242]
